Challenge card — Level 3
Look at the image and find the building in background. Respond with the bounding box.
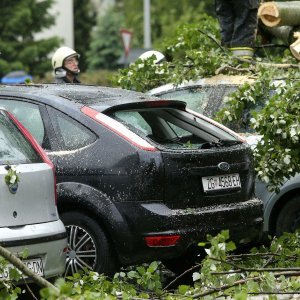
[35,0,114,49]
[35,0,74,48]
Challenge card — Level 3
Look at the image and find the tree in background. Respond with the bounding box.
[86,0,214,70]
[0,0,60,78]
[87,7,124,70]
[116,0,214,49]
[73,0,96,72]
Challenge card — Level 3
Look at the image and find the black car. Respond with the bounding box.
[0,84,263,275]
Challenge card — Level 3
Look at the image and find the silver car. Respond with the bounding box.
[148,75,300,237]
[0,108,67,280]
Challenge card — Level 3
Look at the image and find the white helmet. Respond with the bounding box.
[52,46,80,70]
[138,50,165,64]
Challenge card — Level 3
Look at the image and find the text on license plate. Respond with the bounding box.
[202,173,241,192]
[0,258,44,280]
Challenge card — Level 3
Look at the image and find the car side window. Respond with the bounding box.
[49,109,97,150]
[0,100,46,147]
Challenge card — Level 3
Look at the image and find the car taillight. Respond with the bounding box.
[81,106,157,152]
[144,235,181,247]
[7,111,58,205]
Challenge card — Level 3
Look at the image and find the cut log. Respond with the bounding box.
[259,23,300,45]
[258,1,300,27]
[290,32,300,59]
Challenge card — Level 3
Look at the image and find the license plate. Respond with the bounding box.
[0,258,44,280]
[202,173,241,192]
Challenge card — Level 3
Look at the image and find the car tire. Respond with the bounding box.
[61,211,119,277]
[275,195,300,236]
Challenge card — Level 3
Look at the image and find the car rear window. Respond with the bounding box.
[108,107,237,150]
[0,112,42,165]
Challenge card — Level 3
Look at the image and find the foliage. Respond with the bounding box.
[115,55,171,91]
[0,0,60,78]
[4,167,20,186]
[87,7,124,70]
[36,230,300,299]
[114,15,228,91]
[216,68,300,191]
[73,0,97,72]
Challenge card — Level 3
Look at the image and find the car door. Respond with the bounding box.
[45,106,98,182]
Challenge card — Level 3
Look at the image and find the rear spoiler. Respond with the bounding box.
[93,99,187,114]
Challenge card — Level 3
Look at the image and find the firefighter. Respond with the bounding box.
[215,0,260,59]
[52,46,81,83]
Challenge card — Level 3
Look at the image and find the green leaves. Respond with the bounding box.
[4,167,19,186]
[115,56,170,92]
[216,70,300,191]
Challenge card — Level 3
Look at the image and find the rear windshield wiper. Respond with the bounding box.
[217,139,243,146]
[152,136,184,146]
[199,139,242,149]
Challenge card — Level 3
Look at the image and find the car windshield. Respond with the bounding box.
[157,85,262,135]
[108,107,238,150]
[0,112,42,165]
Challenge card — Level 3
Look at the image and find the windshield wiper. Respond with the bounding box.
[159,137,184,146]
[217,139,243,147]
[199,139,242,149]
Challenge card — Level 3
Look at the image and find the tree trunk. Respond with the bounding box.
[258,1,300,27]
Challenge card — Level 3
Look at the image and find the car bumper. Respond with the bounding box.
[0,220,67,279]
[114,197,263,265]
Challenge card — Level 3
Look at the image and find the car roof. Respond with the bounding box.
[0,83,186,112]
[148,75,256,95]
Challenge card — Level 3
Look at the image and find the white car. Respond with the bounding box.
[148,75,300,237]
[0,108,67,281]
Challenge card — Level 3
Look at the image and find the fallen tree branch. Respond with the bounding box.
[0,245,57,290]
[209,256,300,273]
[235,56,300,68]
[163,263,202,291]
[197,29,228,54]
[192,271,300,298]
[215,65,252,74]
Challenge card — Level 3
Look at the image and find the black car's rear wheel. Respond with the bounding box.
[61,211,118,277]
[275,195,300,236]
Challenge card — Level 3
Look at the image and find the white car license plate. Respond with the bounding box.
[0,258,44,280]
[202,173,241,192]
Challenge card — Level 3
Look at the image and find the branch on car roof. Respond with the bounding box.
[236,57,300,69]
[215,65,253,75]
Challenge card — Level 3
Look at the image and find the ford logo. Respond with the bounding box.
[218,162,230,171]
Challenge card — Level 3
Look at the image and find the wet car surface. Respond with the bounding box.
[0,84,263,275]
